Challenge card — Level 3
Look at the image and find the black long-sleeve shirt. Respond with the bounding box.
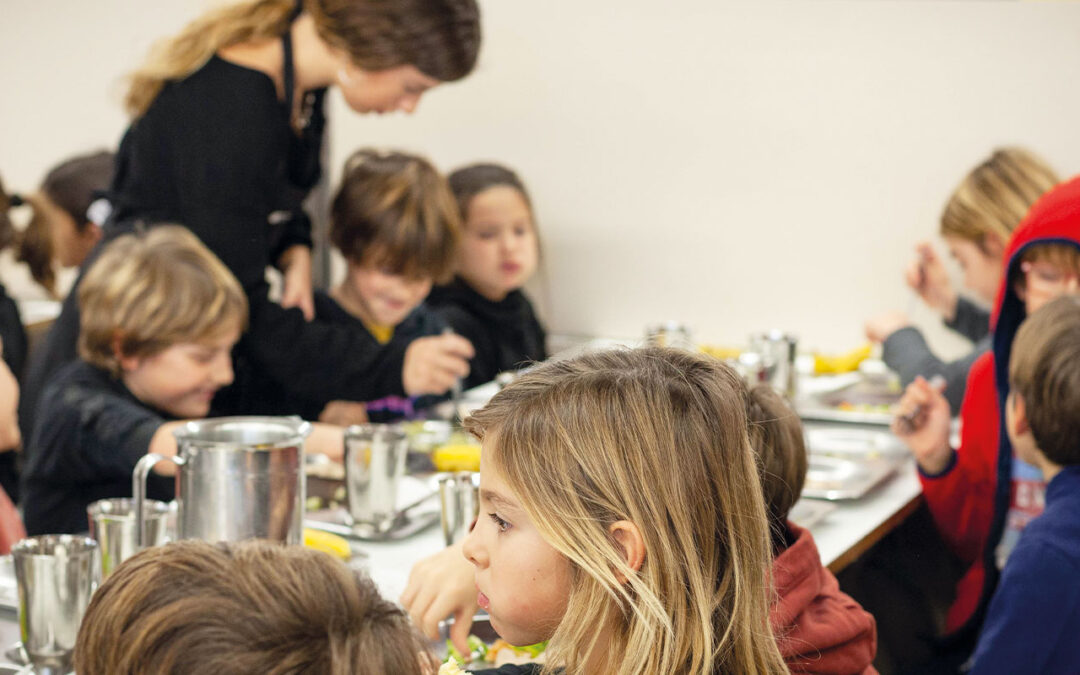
[20,53,409,430]
[426,278,547,390]
[21,360,174,535]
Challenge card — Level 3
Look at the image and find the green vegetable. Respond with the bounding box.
[519,641,548,657]
[446,641,466,665]
[467,634,489,660]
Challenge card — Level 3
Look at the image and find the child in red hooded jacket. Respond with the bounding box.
[895,174,1080,656]
[747,383,878,675]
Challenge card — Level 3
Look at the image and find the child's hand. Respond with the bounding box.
[306,422,346,463]
[864,311,910,343]
[279,245,315,321]
[904,242,957,320]
[318,400,369,427]
[400,540,478,656]
[403,334,474,396]
[892,375,953,474]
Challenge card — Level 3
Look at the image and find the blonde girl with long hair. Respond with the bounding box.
[458,347,787,675]
[864,147,1059,413]
[25,0,480,429]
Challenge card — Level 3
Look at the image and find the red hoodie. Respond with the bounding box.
[771,523,878,675]
[919,174,1080,634]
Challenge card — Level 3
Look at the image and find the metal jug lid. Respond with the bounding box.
[172,416,312,450]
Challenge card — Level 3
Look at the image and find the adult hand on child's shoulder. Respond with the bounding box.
[401,539,478,656]
[279,245,315,321]
[403,334,475,397]
[864,311,910,343]
[892,376,953,474]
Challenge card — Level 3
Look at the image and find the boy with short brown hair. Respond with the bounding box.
[74,539,434,675]
[967,294,1080,673]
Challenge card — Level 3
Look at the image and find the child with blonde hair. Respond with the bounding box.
[866,147,1059,413]
[74,539,433,675]
[458,347,785,675]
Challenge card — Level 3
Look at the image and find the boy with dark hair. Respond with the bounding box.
[967,294,1080,673]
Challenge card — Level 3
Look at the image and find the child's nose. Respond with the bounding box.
[461,523,484,567]
[214,354,234,386]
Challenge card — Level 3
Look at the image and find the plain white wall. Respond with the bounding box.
[4,0,1080,356]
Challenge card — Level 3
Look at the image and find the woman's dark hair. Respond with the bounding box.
[39,151,114,230]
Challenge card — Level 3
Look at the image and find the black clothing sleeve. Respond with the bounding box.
[470,665,546,675]
[436,304,501,390]
[881,327,990,415]
[0,288,26,380]
[945,296,991,344]
[21,361,173,534]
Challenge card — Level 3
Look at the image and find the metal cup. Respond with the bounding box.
[343,424,409,536]
[645,321,694,351]
[12,535,99,673]
[87,498,172,578]
[439,472,479,547]
[750,330,799,398]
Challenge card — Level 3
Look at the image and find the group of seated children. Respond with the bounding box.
[0,147,546,538]
[891,174,1080,672]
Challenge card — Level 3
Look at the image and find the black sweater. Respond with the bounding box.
[21,360,174,535]
[248,290,446,420]
[426,278,547,390]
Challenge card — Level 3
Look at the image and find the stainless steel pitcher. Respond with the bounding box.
[133,416,311,548]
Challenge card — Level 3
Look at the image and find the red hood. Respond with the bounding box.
[771,523,878,675]
[991,174,1080,330]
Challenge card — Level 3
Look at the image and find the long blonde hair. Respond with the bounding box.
[940,147,1059,246]
[465,348,787,675]
[125,0,481,117]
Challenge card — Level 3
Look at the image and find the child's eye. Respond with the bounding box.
[477,231,498,241]
[487,512,511,533]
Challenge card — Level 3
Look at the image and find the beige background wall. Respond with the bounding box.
[4,0,1080,355]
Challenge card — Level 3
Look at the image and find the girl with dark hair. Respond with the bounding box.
[428,163,547,389]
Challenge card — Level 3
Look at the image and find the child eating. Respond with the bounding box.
[20,226,342,534]
[965,295,1080,672]
[256,148,470,424]
[460,347,786,674]
[427,163,546,389]
[895,174,1080,663]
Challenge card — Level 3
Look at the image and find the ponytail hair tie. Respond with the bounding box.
[8,194,23,208]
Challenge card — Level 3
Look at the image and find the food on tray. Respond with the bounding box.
[698,344,742,361]
[446,635,548,669]
[812,344,872,375]
[835,401,895,414]
[432,442,482,472]
[302,528,351,560]
[439,660,466,675]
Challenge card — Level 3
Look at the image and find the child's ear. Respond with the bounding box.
[1010,391,1031,436]
[111,332,140,373]
[608,520,645,583]
[981,232,1006,259]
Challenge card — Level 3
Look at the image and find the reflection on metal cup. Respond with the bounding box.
[645,321,694,351]
[87,498,172,578]
[343,424,409,536]
[439,472,479,547]
[12,535,99,672]
[749,330,799,398]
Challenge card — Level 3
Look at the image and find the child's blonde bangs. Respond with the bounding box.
[464,349,787,675]
[78,226,247,375]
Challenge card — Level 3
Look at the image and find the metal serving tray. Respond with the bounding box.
[804,427,908,461]
[797,379,902,427]
[801,455,899,501]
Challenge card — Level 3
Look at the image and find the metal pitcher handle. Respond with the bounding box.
[132,453,185,548]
